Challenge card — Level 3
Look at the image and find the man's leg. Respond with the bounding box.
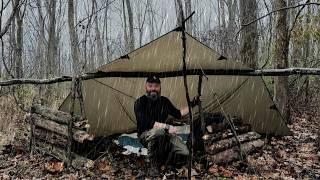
[139,128,170,175]
[168,134,189,167]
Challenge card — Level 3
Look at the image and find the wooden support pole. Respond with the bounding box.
[67,77,77,167]
[29,113,36,155]
[198,75,205,133]
[179,9,195,179]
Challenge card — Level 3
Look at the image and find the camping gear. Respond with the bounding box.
[59,29,291,137]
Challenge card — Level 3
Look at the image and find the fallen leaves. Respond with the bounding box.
[44,161,64,173]
[208,165,233,178]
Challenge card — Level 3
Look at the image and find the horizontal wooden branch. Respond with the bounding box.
[1,68,320,86]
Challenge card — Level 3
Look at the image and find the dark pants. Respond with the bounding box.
[139,128,189,167]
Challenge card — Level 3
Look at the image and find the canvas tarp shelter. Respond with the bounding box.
[59,29,291,137]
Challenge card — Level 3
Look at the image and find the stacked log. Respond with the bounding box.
[203,115,265,165]
[29,104,93,168]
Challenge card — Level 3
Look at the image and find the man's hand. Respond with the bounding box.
[153,122,166,129]
[191,95,203,107]
[168,125,177,134]
[153,122,177,134]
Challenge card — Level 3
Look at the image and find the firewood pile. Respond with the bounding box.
[26,104,94,168]
[202,114,265,165]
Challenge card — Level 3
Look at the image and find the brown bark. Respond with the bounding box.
[209,139,264,164]
[206,132,261,154]
[273,0,290,122]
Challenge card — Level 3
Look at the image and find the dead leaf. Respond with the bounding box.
[208,165,218,175]
[218,166,233,178]
[44,161,64,173]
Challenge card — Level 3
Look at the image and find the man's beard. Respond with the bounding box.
[146,91,160,101]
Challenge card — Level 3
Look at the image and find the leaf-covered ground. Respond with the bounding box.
[0,93,319,179]
[0,112,319,179]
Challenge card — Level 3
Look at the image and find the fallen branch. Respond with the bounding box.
[1,68,320,86]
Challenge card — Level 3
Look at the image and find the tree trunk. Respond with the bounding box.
[273,0,290,122]
[225,0,238,59]
[125,0,134,51]
[122,0,128,52]
[303,5,311,108]
[239,0,258,69]
[68,0,80,75]
[15,2,23,78]
[46,0,57,77]
[93,0,104,66]
[185,0,192,34]
[174,0,183,27]
[36,0,45,78]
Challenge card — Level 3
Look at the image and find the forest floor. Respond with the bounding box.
[0,95,319,179]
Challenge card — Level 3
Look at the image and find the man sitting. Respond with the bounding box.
[134,75,200,176]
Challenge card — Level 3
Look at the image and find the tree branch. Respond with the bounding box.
[0,68,320,86]
[0,0,21,38]
[235,2,320,39]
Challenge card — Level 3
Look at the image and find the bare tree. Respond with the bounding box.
[46,0,57,77]
[125,0,134,51]
[14,0,25,78]
[273,0,290,121]
[68,0,80,74]
[174,0,183,27]
[239,0,258,69]
[93,0,104,66]
[185,0,192,34]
